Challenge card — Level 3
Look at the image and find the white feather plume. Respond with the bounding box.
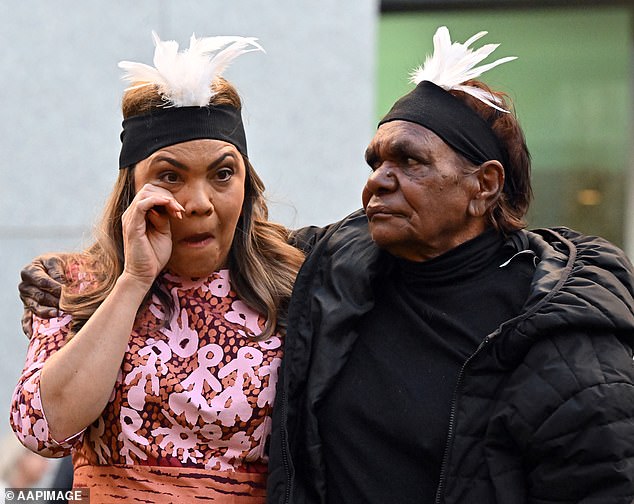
[118,31,264,107]
[409,26,516,112]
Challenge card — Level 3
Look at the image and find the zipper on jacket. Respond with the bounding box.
[281,389,292,504]
[434,336,491,504]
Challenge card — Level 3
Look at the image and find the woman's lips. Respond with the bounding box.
[180,232,214,248]
[366,206,397,220]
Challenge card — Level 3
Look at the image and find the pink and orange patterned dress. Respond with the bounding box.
[10,268,282,503]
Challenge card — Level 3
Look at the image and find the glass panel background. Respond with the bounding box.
[378,7,631,246]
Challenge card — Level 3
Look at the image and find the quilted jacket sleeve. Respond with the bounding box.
[488,332,634,504]
[288,210,367,254]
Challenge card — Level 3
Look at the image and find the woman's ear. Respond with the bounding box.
[468,160,504,218]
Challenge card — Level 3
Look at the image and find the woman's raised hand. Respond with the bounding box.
[33,184,184,442]
[121,183,184,289]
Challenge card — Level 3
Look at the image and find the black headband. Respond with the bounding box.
[379,81,504,166]
[119,104,248,169]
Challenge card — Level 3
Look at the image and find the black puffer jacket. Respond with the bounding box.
[268,210,634,504]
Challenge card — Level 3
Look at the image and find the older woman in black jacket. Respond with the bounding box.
[266,27,634,504]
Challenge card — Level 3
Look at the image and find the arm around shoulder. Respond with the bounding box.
[18,253,69,338]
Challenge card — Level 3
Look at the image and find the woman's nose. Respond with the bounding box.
[181,183,213,217]
[365,163,398,195]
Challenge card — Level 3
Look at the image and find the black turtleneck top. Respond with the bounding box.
[317,230,536,504]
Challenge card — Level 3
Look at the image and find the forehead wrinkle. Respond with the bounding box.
[383,133,435,162]
[369,123,442,165]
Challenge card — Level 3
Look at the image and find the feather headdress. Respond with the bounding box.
[118,31,264,107]
[409,26,516,112]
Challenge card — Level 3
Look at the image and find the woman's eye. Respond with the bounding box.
[366,158,381,172]
[159,172,180,184]
[216,168,234,182]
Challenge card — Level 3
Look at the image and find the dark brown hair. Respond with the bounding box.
[449,80,532,234]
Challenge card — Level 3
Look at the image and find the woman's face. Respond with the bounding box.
[134,139,246,278]
[362,121,485,261]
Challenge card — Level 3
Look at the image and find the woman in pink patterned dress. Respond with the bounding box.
[10,33,303,503]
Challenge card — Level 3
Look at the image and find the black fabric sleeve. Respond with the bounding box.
[287,210,367,254]
[288,225,331,254]
[487,333,634,504]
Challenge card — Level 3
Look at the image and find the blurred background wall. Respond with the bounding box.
[0,0,632,442]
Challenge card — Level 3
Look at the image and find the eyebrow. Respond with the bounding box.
[388,138,422,156]
[150,152,238,171]
[366,137,423,163]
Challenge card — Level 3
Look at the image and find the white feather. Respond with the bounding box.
[118,31,264,107]
[409,26,516,112]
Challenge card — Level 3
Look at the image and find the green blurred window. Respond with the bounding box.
[377,7,631,246]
